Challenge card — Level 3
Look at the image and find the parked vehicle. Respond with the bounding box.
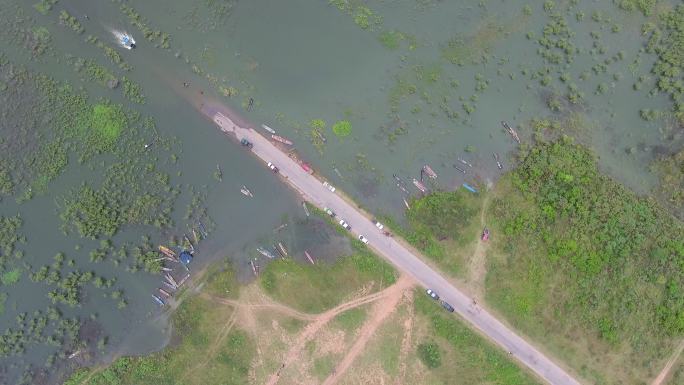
[338,219,351,230]
[240,138,253,148]
[323,181,336,192]
[440,300,455,313]
[358,235,369,244]
[267,162,279,173]
[426,289,439,300]
[324,207,336,217]
[372,220,384,230]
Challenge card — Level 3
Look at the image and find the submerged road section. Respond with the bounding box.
[203,105,580,385]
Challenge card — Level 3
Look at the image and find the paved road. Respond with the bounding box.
[204,106,581,385]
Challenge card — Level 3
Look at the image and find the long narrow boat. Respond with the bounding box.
[160,267,173,272]
[412,178,427,193]
[403,198,410,209]
[423,165,438,179]
[159,245,177,259]
[257,247,277,259]
[152,294,165,306]
[184,235,195,252]
[271,135,293,145]
[457,158,473,168]
[261,124,276,134]
[177,273,190,287]
[158,288,171,298]
[241,186,254,197]
[250,260,258,276]
[277,242,288,257]
[463,183,478,193]
[454,166,466,174]
[304,250,315,265]
[165,273,179,287]
[198,221,209,238]
[216,164,223,181]
[501,121,521,144]
[302,201,310,217]
[162,281,176,290]
[493,153,503,170]
[193,228,200,244]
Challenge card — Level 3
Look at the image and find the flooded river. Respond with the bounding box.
[0,0,678,383]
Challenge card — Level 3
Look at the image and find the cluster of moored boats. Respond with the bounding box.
[151,221,209,307]
[251,236,318,277]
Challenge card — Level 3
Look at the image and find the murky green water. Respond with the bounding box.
[0,0,678,383]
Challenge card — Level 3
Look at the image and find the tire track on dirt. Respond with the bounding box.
[265,275,413,385]
[652,339,684,385]
[322,276,414,385]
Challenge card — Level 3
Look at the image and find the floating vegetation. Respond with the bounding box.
[67,55,118,88]
[58,10,84,34]
[85,35,132,71]
[122,76,146,104]
[329,0,382,31]
[29,26,51,56]
[119,2,171,48]
[183,0,238,32]
[32,0,57,15]
[60,161,176,239]
[644,4,684,124]
[332,120,352,137]
[378,29,416,50]
[309,118,327,153]
[0,215,23,257]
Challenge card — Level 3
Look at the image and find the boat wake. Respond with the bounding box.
[110,29,136,49]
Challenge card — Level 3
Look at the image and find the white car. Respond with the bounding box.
[372,220,384,230]
[338,219,351,230]
[266,162,279,173]
[324,207,336,217]
[426,289,439,300]
[323,181,336,192]
[358,235,369,244]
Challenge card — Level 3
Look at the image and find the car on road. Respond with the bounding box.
[426,289,439,300]
[440,300,455,313]
[372,220,384,230]
[322,181,336,192]
[324,207,336,217]
[358,235,369,244]
[338,219,351,230]
[267,162,279,173]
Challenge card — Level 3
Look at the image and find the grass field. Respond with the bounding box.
[259,246,397,313]
[339,289,540,385]
[485,140,684,384]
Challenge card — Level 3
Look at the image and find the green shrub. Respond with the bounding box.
[417,342,441,368]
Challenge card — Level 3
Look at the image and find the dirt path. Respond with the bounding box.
[264,275,413,385]
[467,196,489,298]
[322,276,414,385]
[203,293,317,321]
[395,290,415,385]
[652,339,684,385]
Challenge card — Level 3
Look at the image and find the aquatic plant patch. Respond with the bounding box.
[332,120,352,137]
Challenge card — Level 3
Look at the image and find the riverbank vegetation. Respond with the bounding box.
[486,138,683,383]
[380,190,482,277]
[64,267,254,385]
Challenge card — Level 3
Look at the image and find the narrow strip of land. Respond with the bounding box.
[201,102,580,385]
